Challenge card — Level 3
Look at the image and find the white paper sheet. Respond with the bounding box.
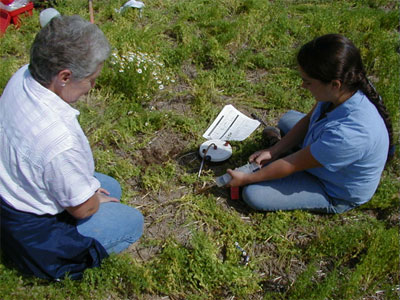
[202,105,260,141]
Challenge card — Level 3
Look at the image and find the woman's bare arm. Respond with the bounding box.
[65,188,119,219]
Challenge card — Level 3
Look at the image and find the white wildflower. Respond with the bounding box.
[159,84,164,90]
[137,69,143,74]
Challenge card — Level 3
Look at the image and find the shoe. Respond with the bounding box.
[262,126,281,147]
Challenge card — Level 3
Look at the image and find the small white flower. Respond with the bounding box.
[159,84,164,90]
[152,72,157,76]
[170,79,175,83]
[145,122,149,126]
[157,80,162,84]
[137,69,143,74]
[119,69,124,73]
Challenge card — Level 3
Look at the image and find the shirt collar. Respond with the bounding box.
[23,65,80,120]
[326,90,364,120]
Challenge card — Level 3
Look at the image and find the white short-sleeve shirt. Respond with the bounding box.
[0,65,100,215]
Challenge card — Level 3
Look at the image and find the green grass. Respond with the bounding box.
[0,0,399,299]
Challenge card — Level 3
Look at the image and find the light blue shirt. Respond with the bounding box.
[303,91,389,205]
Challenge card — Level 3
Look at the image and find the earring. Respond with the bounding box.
[61,83,66,87]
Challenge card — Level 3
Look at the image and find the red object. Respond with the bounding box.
[0,1,34,35]
[230,186,240,200]
[1,1,15,5]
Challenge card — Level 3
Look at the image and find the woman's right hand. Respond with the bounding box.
[249,149,275,165]
[66,188,119,219]
[97,188,119,203]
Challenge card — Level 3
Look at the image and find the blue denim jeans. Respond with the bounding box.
[76,172,144,253]
[242,110,356,214]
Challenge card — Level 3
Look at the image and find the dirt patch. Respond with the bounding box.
[246,69,269,85]
[136,129,190,166]
[150,92,195,116]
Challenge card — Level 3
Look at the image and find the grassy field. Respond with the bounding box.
[0,0,399,299]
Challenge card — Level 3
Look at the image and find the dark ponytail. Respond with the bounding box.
[297,34,394,161]
[358,73,394,159]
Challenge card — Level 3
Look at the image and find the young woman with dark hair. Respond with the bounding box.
[224,34,393,214]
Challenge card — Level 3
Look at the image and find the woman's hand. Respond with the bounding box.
[97,188,119,203]
[66,187,119,219]
[249,149,275,165]
[226,169,250,187]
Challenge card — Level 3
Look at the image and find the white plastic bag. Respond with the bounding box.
[39,7,60,27]
[116,0,145,16]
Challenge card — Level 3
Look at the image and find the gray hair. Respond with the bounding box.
[29,15,110,86]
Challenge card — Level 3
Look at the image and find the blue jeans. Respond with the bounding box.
[242,110,355,214]
[76,172,144,254]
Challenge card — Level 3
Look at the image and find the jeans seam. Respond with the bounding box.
[101,231,142,249]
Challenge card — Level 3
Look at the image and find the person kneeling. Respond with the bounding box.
[225,34,393,214]
[0,15,143,280]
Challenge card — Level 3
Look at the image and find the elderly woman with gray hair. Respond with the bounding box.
[0,15,143,280]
